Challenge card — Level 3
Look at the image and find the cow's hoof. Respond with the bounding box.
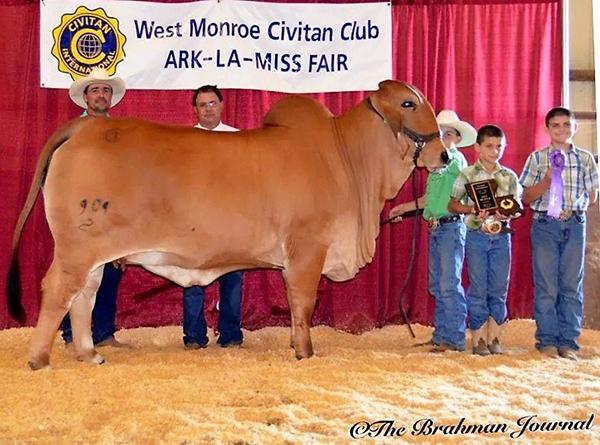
[28,352,50,371]
[294,350,314,360]
[28,360,50,371]
[76,351,106,365]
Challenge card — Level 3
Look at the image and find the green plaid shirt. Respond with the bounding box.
[451,160,522,205]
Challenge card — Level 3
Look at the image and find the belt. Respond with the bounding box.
[468,218,512,235]
[428,214,461,230]
[484,220,512,234]
[533,210,584,221]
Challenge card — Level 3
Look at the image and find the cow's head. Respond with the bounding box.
[368,80,448,168]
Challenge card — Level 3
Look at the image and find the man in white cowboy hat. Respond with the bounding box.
[68,67,126,117]
[60,67,128,348]
[389,110,476,353]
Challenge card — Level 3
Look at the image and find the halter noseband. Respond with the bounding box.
[402,126,440,165]
[366,97,440,166]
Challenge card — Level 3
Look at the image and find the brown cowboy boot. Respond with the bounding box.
[471,322,490,356]
[487,317,504,355]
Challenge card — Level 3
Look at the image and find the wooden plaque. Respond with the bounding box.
[465,179,498,212]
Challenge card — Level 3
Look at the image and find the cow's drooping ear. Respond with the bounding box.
[369,82,403,138]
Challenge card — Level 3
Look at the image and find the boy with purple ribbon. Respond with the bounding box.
[520,107,599,360]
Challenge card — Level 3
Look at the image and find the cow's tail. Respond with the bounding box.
[6,117,88,324]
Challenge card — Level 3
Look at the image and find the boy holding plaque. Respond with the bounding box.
[519,107,598,361]
[390,110,476,352]
[448,125,522,356]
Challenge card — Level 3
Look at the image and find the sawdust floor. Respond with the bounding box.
[0,320,598,445]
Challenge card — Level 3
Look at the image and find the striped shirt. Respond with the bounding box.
[451,160,521,205]
[519,145,599,212]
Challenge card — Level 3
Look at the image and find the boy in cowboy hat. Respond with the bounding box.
[390,110,476,352]
[60,67,128,348]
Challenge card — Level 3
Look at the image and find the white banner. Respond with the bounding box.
[40,0,392,93]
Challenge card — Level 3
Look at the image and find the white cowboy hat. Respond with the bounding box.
[69,67,126,109]
[436,110,477,148]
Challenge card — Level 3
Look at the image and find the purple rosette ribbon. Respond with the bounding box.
[547,150,566,217]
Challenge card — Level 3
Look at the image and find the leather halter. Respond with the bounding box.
[366,97,440,165]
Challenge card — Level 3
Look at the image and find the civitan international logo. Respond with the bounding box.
[51,6,126,80]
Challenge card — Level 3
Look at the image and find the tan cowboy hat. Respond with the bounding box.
[436,110,477,148]
[69,67,126,109]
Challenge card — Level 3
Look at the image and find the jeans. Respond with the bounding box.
[428,221,467,349]
[183,271,243,346]
[465,230,511,330]
[61,263,122,344]
[531,214,586,351]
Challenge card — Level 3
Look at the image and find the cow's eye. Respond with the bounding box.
[401,100,416,109]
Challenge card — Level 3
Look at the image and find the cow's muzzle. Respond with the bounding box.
[402,126,441,166]
[440,149,450,165]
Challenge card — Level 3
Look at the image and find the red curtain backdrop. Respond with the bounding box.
[0,0,561,333]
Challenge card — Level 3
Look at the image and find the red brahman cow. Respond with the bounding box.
[7,80,447,369]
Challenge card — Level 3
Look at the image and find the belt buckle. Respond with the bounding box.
[559,210,571,221]
[428,218,440,231]
[481,217,502,234]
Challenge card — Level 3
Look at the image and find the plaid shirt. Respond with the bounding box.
[451,160,521,205]
[519,145,599,212]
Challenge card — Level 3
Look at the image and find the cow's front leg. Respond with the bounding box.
[283,239,327,359]
[70,266,105,365]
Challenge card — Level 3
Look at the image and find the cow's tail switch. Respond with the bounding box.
[6,117,87,324]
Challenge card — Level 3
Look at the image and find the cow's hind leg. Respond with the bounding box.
[28,260,92,370]
[283,239,327,359]
[69,266,105,365]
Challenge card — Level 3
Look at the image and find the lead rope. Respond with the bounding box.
[380,153,423,338]
[396,157,422,339]
[367,98,436,339]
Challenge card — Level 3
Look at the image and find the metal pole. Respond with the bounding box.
[562,0,571,106]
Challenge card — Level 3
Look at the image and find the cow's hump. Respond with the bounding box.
[263,96,333,129]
